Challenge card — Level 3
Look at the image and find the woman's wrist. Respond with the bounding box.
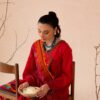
[45,83,50,92]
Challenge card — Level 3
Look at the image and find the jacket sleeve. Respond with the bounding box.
[47,44,73,90]
[22,44,37,86]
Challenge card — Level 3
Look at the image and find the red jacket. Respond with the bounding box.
[19,40,73,100]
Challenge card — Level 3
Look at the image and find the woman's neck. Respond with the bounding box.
[46,37,55,46]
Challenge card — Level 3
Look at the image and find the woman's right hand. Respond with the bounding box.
[18,82,29,91]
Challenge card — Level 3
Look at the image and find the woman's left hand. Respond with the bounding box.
[37,84,50,98]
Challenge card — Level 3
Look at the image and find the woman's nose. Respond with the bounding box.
[40,33,44,38]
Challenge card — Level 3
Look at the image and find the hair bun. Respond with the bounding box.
[48,11,57,17]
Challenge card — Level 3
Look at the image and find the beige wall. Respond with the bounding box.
[0,0,100,100]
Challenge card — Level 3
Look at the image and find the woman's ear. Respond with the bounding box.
[54,27,57,35]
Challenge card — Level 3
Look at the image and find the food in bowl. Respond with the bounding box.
[22,86,40,95]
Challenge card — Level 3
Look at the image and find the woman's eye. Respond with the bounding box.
[44,31,49,35]
[44,32,48,35]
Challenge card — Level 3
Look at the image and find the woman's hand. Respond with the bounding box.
[37,84,50,98]
[18,82,29,91]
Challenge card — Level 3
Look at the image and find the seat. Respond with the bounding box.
[68,61,75,100]
[0,62,19,100]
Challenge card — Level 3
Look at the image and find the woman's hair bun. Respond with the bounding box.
[48,11,57,17]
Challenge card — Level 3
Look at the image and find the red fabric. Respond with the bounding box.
[19,40,73,100]
[0,96,4,100]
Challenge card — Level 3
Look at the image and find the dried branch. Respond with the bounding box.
[0,1,14,5]
[98,86,100,97]
[6,31,30,63]
[0,0,29,63]
[94,44,100,100]
[96,75,100,77]
[0,22,6,39]
[0,0,13,39]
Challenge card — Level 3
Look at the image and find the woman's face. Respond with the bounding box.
[38,23,56,43]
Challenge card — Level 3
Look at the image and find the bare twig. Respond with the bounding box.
[0,0,13,39]
[94,44,100,100]
[0,0,9,39]
[0,2,14,5]
[96,75,100,77]
[98,86,100,98]
[0,0,29,63]
[6,31,30,63]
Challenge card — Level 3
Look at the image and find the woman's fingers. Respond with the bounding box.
[18,84,24,90]
[19,82,29,90]
[36,89,44,98]
[36,89,46,98]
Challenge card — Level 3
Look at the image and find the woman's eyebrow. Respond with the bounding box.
[43,30,49,32]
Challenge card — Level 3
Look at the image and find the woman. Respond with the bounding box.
[18,11,73,100]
